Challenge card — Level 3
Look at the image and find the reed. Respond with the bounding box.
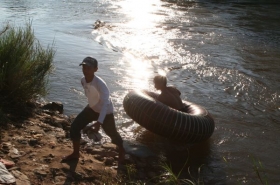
[125,164,137,181]
[158,161,204,185]
[251,156,269,185]
[98,166,144,185]
[0,22,55,116]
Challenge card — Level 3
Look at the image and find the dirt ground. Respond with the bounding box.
[0,102,163,185]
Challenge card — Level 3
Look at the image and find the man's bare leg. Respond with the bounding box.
[62,141,80,161]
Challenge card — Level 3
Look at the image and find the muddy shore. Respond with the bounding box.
[0,101,164,185]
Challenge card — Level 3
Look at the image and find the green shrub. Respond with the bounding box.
[0,22,55,113]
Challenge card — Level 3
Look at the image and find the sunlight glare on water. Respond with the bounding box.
[117,0,160,29]
[103,0,174,91]
[122,52,152,90]
[157,69,167,76]
[111,0,170,58]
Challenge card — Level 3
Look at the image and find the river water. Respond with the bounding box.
[1,0,280,184]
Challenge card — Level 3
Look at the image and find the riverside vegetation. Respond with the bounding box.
[0,23,269,185]
[0,22,54,122]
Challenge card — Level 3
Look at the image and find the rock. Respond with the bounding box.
[93,155,103,161]
[8,148,22,159]
[7,166,20,171]
[104,157,114,166]
[43,157,52,163]
[42,102,63,114]
[17,138,28,145]
[102,143,116,150]
[48,141,56,148]
[49,153,55,158]
[34,165,49,177]
[54,175,67,183]
[10,170,30,185]
[80,159,85,165]
[1,142,13,151]
[80,139,87,145]
[55,131,66,139]
[85,147,106,156]
[29,139,39,146]
[52,116,70,130]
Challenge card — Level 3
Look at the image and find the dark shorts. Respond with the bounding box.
[70,106,123,147]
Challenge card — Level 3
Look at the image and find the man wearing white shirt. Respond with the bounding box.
[62,57,125,163]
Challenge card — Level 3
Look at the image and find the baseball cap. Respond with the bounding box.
[79,57,98,68]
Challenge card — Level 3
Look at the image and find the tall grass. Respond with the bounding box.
[251,156,269,185]
[159,161,204,185]
[0,22,55,116]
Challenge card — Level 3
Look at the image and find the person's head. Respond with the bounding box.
[153,75,167,90]
[79,57,98,77]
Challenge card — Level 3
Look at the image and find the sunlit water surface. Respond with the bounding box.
[1,0,280,184]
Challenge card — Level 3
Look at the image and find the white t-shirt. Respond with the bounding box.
[81,75,114,124]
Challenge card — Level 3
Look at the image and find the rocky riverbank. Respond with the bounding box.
[0,101,164,185]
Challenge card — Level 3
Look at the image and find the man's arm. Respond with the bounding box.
[96,80,110,124]
[91,81,110,132]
